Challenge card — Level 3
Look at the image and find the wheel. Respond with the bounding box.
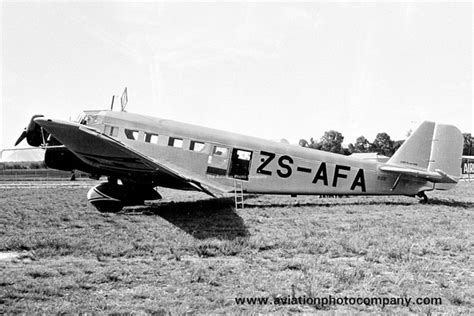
[416,191,428,204]
[90,200,124,213]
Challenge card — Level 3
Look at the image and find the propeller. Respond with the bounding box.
[14,130,27,146]
[14,114,49,147]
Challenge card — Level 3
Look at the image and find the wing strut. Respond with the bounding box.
[390,174,402,191]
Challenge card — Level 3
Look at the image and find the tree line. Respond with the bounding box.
[463,133,473,156]
[299,130,472,158]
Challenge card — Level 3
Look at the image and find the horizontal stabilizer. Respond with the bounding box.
[379,165,457,183]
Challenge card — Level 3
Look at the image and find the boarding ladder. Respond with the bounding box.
[234,179,245,209]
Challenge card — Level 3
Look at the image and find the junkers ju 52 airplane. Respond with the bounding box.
[15,89,463,212]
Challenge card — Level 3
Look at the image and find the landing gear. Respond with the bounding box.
[416,191,429,204]
[87,182,162,213]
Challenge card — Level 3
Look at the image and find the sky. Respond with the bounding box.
[1,1,472,150]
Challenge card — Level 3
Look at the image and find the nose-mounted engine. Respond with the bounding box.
[14,115,50,147]
[15,115,97,173]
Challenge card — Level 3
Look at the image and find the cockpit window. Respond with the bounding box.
[125,129,139,140]
[104,125,118,137]
[79,116,89,125]
[75,111,100,125]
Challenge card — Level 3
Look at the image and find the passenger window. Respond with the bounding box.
[145,132,159,144]
[213,146,228,157]
[125,129,139,140]
[104,125,118,137]
[236,150,251,161]
[168,137,183,148]
[190,140,205,152]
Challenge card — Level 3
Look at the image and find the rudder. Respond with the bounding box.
[428,123,464,187]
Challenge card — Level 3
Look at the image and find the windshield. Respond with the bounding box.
[74,111,102,125]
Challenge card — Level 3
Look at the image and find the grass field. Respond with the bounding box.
[0,181,472,313]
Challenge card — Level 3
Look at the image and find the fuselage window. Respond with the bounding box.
[236,150,251,161]
[168,137,183,148]
[145,132,159,144]
[104,125,118,137]
[125,129,139,140]
[213,146,228,157]
[190,140,205,152]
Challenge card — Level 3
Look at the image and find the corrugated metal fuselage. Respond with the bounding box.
[83,111,432,196]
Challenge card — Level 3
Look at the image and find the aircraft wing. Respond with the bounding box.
[34,118,233,197]
[379,165,458,184]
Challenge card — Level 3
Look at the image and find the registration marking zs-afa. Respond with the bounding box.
[256,151,366,192]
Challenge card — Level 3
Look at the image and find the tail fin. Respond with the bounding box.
[427,122,464,186]
[388,121,435,170]
[387,121,463,186]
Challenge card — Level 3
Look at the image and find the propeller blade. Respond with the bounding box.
[15,114,46,147]
[14,130,27,146]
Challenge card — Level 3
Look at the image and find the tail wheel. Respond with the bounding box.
[416,191,428,204]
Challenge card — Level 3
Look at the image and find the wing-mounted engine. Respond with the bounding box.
[87,182,162,213]
[44,146,100,173]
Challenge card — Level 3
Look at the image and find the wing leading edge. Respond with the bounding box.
[34,118,232,197]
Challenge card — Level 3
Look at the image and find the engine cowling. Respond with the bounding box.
[87,182,162,213]
[45,146,97,172]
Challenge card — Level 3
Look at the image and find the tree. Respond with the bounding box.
[298,139,309,147]
[308,137,322,150]
[372,132,394,156]
[348,143,355,154]
[463,133,472,156]
[392,140,404,155]
[342,147,352,156]
[351,136,371,153]
[318,130,345,154]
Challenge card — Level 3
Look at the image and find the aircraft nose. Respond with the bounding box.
[34,117,76,137]
[34,117,67,131]
[33,117,52,127]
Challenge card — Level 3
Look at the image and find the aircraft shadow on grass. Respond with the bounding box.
[243,198,474,209]
[127,197,250,240]
[242,200,414,209]
[123,196,473,240]
[424,198,474,209]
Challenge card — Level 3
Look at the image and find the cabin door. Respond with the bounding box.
[229,148,253,181]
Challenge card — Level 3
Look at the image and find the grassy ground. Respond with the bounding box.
[0,181,472,313]
[0,168,87,181]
